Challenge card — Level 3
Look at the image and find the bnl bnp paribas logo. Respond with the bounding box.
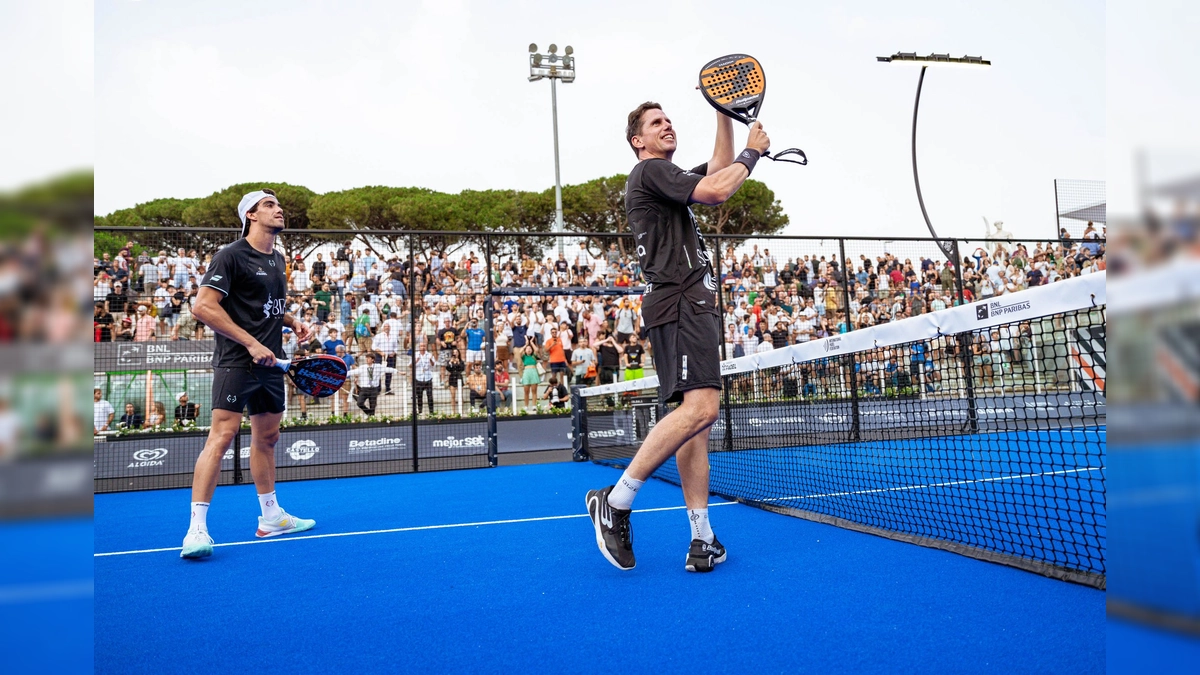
[262,294,286,319]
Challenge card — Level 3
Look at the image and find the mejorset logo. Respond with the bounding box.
[128,448,168,468]
[432,435,485,449]
[286,439,319,461]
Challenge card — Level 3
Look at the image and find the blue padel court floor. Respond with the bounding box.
[95,461,1104,673]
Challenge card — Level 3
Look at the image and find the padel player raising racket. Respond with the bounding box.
[586,104,769,572]
[180,189,317,559]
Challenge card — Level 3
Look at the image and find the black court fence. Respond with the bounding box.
[93,227,1105,492]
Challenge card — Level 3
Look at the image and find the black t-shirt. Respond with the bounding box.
[95,312,113,341]
[200,239,288,368]
[598,342,620,368]
[555,259,569,274]
[439,327,458,350]
[625,158,718,328]
[624,343,644,368]
[105,291,130,314]
[311,260,326,279]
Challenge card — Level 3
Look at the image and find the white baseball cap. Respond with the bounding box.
[238,190,277,237]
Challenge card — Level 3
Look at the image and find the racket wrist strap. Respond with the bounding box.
[734,148,761,175]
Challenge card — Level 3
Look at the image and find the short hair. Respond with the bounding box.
[625,101,662,158]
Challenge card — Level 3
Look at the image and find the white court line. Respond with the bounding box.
[94,467,1105,558]
[0,580,94,604]
[93,502,738,558]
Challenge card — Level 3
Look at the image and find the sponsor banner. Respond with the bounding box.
[95,418,578,479]
[95,340,218,369]
[93,433,229,479]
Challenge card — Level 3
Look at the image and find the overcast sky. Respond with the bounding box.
[93,0,1105,240]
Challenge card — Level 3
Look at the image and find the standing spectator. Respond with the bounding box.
[348,353,394,417]
[118,402,143,430]
[133,304,157,341]
[571,336,597,387]
[519,343,541,409]
[622,334,645,381]
[94,304,114,342]
[446,348,466,410]
[413,341,436,414]
[313,282,332,322]
[323,327,346,356]
[494,322,512,375]
[174,392,200,426]
[372,323,399,394]
[464,318,486,366]
[93,388,115,434]
[545,327,570,385]
[310,253,327,282]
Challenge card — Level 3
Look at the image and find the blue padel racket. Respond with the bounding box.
[698,54,807,166]
[274,355,348,398]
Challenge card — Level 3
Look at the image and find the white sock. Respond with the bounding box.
[607,473,644,510]
[258,491,283,520]
[189,502,209,532]
[688,508,714,543]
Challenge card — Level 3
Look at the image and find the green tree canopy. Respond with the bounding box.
[95,174,789,262]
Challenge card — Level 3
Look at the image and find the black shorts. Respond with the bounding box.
[211,366,287,415]
[648,298,722,405]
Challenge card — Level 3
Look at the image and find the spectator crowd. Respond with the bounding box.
[95,229,1105,424]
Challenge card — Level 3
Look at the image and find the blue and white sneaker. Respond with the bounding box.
[180,529,214,559]
[255,511,316,538]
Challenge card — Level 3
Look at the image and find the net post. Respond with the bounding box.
[409,233,419,473]
[838,239,862,441]
[570,386,588,462]
[484,279,498,468]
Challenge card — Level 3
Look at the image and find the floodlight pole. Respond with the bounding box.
[911,66,937,244]
[551,76,564,256]
[529,43,575,258]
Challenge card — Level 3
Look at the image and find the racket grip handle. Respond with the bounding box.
[273,359,291,371]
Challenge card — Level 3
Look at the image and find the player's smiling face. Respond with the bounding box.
[250,197,286,232]
[634,108,676,159]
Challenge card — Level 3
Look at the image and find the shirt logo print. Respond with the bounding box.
[256,266,268,276]
[262,293,286,318]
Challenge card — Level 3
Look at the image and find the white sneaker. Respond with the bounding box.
[180,529,214,559]
[255,511,316,538]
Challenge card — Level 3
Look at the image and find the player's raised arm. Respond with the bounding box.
[707,110,735,174]
[690,121,770,205]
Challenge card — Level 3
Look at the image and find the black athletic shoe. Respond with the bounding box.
[685,537,727,573]
[585,486,635,570]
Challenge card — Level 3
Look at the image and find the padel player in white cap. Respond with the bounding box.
[179,189,316,559]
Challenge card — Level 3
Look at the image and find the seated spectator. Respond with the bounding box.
[174,392,199,426]
[118,402,143,430]
[144,401,168,429]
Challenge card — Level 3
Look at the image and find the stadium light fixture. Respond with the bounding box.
[528,42,577,254]
[876,50,991,272]
[876,52,991,67]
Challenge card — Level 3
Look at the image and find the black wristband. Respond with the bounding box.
[734,148,761,175]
